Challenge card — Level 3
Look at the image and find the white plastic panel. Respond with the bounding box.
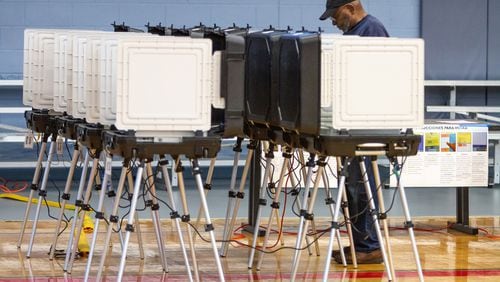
[24,29,65,108]
[84,37,103,123]
[53,30,104,113]
[71,35,89,118]
[24,29,66,109]
[88,33,154,125]
[53,33,67,112]
[211,51,225,109]
[320,34,356,109]
[99,38,119,125]
[115,37,213,137]
[71,33,112,118]
[321,36,424,130]
[32,31,57,110]
[23,29,37,106]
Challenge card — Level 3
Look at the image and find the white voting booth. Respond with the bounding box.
[269,35,425,187]
[320,35,424,131]
[115,37,214,139]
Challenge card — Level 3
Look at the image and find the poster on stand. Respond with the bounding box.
[390,120,488,187]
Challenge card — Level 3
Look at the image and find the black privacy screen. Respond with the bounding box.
[245,30,288,126]
[277,32,320,136]
[221,28,248,138]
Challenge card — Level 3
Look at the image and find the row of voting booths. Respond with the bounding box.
[19,23,425,282]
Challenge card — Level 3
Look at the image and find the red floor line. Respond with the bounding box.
[2,269,500,281]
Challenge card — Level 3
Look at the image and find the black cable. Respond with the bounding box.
[187,221,330,254]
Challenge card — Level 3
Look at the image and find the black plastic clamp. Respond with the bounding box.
[304,212,314,221]
[75,200,83,207]
[110,215,119,223]
[94,184,102,191]
[325,197,334,205]
[341,201,348,209]
[145,200,153,207]
[204,183,212,190]
[107,190,116,197]
[170,211,180,219]
[95,212,104,219]
[82,204,91,211]
[38,190,47,197]
[125,224,135,232]
[270,202,280,209]
[181,214,190,222]
[331,221,341,229]
[404,221,414,228]
[259,198,267,206]
[62,193,70,200]
[228,190,237,198]
[151,203,160,211]
[31,184,38,191]
[236,192,245,199]
[205,224,214,232]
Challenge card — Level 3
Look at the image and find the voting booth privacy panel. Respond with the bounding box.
[23,28,425,139]
[245,32,424,136]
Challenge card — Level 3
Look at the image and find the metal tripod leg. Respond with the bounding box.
[67,151,101,274]
[159,157,193,282]
[193,157,216,239]
[392,157,424,282]
[127,168,144,259]
[359,158,392,281]
[320,166,347,267]
[191,159,225,281]
[247,143,274,269]
[323,157,349,281]
[27,139,57,258]
[372,156,395,279]
[291,154,316,271]
[49,143,80,260]
[64,148,90,271]
[220,138,244,257]
[336,157,357,268]
[175,158,200,282]
[220,139,256,257]
[297,150,320,256]
[290,157,326,280]
[117,160,145,281]
[18,137,47,248]
[145,161,168,272]
[95,161,130,281]
[255,147,293,270]
[289,166,313,256]
[84,154,112,281]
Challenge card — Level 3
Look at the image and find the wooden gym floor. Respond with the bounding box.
[1,216,499,281]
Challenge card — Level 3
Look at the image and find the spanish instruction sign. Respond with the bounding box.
[390,120,489,187]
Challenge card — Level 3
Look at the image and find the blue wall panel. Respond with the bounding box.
[0,2,25,26]
[0,0,421,79]
[487,0,500,104]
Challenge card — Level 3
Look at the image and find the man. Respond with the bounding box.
[319,0,388,264]
[320,0,388,37]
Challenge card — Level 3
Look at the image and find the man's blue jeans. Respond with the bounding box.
[344,157,380,253]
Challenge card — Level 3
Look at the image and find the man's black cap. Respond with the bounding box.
[319,0,355,20]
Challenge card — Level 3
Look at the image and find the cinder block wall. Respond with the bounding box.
[0,0,421,79]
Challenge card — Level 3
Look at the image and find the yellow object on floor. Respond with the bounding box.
[0,193,94,253]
